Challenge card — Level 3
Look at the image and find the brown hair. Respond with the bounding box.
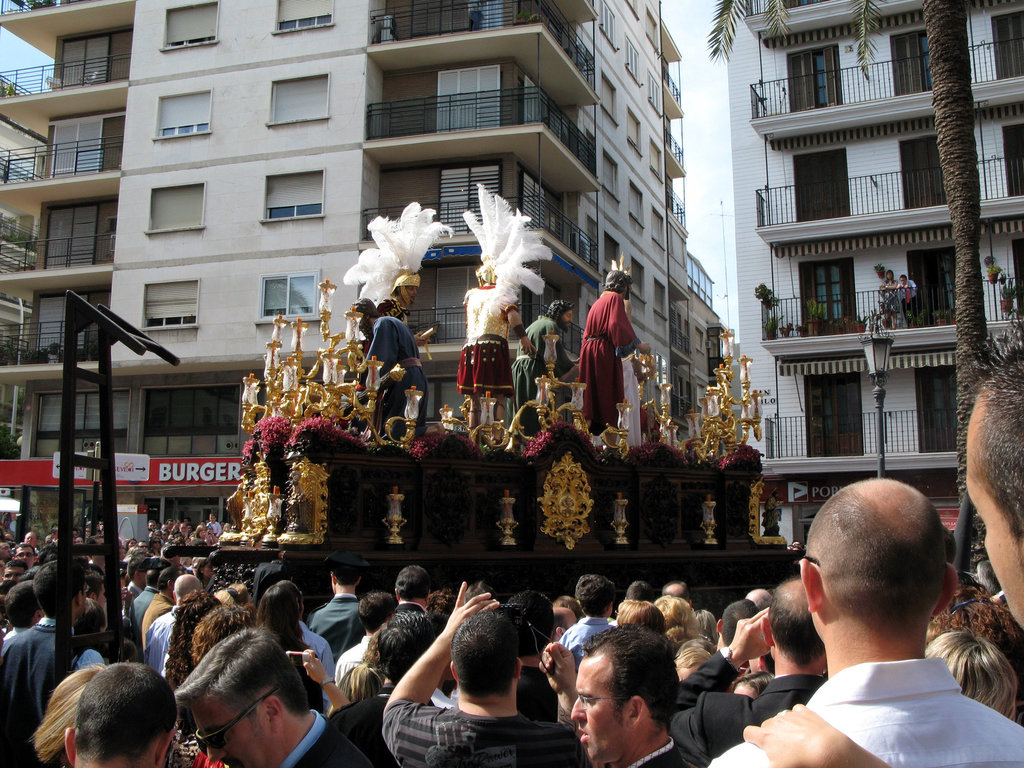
[191,605,255,665]
[616,599,666,634]
[164,590,219,689]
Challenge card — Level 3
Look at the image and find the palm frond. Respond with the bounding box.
[707,0,745,60]
[853,0,881,74]
[761,0,790,41]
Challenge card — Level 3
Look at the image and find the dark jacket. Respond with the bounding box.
[294,718,374,768]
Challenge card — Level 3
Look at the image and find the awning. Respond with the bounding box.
[778,349,955,377]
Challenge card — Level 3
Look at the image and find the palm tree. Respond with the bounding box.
[710,0,986,495]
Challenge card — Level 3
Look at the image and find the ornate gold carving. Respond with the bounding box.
[748,478,786,546]
[279,458,330,547]
[540,454,593,550]
[240,460,271,544]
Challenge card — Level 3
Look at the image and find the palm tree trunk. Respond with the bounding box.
[923,0,986,497]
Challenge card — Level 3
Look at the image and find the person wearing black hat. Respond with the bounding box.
[511,300,579,436]
[307,551,370,660]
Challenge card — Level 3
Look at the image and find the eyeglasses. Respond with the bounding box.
[195,687,278,754]
[950,597,990,615]
[575,694,629,710]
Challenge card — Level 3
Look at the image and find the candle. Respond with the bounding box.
[404,386,423,420]
[318,280,336,314]
[740,355,751,384]
[242,373,260,405]
[281,357,298,392]
[271,314,287,343]
[543,332,559,364]
[570,381,585,411]
[345,309,360,344]
[366,356,381,392]
[617,401,632,430]
[291,318,306,354]
[536,376,550,403]
[660,382,672,406]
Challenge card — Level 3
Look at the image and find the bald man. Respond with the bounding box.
[144,573,201,674]
[710,478,1024,767]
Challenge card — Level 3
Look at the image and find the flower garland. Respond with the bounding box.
[287,416,366,455]
[522,421,598,462]
[627,442,685,468]
[251,416,292,460]
[719,443,762,472]
[410,433,483,462]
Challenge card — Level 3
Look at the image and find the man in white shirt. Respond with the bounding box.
[711,478,1024,768]
[334,590,397,683]
[145,573,201,674]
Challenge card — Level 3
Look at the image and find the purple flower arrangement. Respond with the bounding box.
[627,442,685,468]
[251,416,293,460]
[410,432,483,461]
[287,416,366,455]
[522,421,598,462]
[718,443,762,472]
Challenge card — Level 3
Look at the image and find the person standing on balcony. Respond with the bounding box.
[512,300,578,436]
[878,269,902,329]
[899,273,918,321]
[580,265,649,435]
[459,186,551,428]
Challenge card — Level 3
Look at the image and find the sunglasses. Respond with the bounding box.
[195,687,278,754]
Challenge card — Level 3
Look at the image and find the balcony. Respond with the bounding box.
[365,86,597,192]
[364,194,597,269]
[665,129,684,179]
[405,304,583,353]
[368,0,596,106]
[760,278,1019,341]
[0,135,122,211]
[669,318,690,355]
[0,55,129,133]
[0,318,100,369]
[667,185,685,229]
[0,232,114,300]
[662,61,682,120]
[670,393,691,419]
[0,0,135,58]
[764,408,954,460]
[744,0,922,36]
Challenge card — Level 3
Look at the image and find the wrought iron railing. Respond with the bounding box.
[363,195,597,268]
[0,135,122,184]
[669,323,690,354]
[405,304,583,353]
[665,129,683,166]
[0,0,101,14]
[668,187,685,228]
[0,232,115,273]
[662,61,680,104]
[366,86,596,174]
[0,53,130,96]
[369,0,594,87]
[764,408,955,459]
[0,319,100,366]
[670,393,691,419]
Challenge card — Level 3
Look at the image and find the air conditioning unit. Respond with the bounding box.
[378,15,395,42]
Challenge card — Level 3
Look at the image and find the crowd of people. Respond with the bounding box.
[5,320,1024,768]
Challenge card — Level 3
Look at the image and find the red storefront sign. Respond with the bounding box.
[0,457,242,488]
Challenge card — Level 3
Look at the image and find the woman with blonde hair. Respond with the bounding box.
[213,582,251,607]
[33,666,103,766]
[338,662,383,703]
[926,630,1018,719]
[655,595,700,640]
[675,638,713,681]
[616,599,666,634]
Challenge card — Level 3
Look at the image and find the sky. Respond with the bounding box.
[0,7,738,327]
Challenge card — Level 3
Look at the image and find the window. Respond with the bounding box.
[787,46,841,112]
[58,31,130,86]
[602,152,618,197]
[806,374,863,458]
[603,232,619,268]
[799,257,854,325]
[271,76,328,123]
[145,281,198,327]
[600,75,616,120]
[648,71,661,109]
[654,280,666,315]
[35,390,129,457]
[1004,123,1024,196]
[993,12,1024,80]
[915,366,956,453]
[626,109,641,148]
[586,215,598,239]
[261,273,316,317]
[437,65,501,131]
[645,10,658,47]
[900,136,944,209]
[277,0,332,31]
[265,171,323,219]
[158,92,211,137]
[600,2,616,45]
[794,149,849,222]
[439,165,500,231]
[144,386,240,456]
[891,31,931,96]
[165,4,218,48]
[632,261,645,298]
[149,184,204,231]
[628,182,643,223]
[649,140,662,177]
[45,203,116,268]
[651,207,664,243]
[625,39,639,80]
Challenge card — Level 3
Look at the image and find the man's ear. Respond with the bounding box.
[761,616,775,649]
[932,563,959,616]
[801,559,824,615]
[149,728,175,768]
[449,660,459,683]
[64,727,77,767]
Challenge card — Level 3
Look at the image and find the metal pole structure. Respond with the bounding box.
[872,373,887,478]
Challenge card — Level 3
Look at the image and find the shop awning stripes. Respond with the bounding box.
[778,350,955,377]
[769,117,935,152]
[762,10,921,48]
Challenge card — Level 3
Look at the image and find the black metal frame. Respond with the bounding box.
[54,291,178,678]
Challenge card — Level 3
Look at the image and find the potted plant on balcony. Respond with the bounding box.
[781,321,793,338]
[763,315,779,340]
[934,309,952,326]
[874,263,886,280]
[856,315,867,333]
[1001,283,1015,315]
[805,299,827,336]
[754,283,777,309]
[987,264,1003,284]
[514,11,541,23]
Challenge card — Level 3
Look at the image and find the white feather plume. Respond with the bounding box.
[463,185,551,311]
[344,202,452,302]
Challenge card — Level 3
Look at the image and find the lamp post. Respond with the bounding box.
[860,320,894,478]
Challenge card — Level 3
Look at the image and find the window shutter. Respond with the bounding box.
[278,0,331,23]
[266,172,323,208]
[159,93,210,131]
[272,77,328,122]
[439,165,499,229]
[146,281,198,320]
[151,185,204,230]
[166,5,218,45]
[435,266,473,308]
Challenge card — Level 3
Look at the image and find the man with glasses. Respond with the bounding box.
[709,478,1024,767]
[176,628,371,768]
[383,584,587,767]
[64,663,176,768]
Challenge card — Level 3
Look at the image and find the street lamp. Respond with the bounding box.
[861,320,894,478]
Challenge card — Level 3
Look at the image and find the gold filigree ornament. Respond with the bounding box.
[748,478,786,546]
[279,457,330,547]
[540,454,593,550]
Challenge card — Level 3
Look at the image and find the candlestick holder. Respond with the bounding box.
[611,493,629,546]
[383,487,406,547]
[496,491,518,547]
[701,496,718,546]
[262,486,283,548]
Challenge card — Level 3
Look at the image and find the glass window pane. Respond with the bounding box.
[216,434,238,453]
[288,275,315,315]
[82,393,100,431]
[144,435,168,456]
[36,438,59,457]
[192,434,216,454]
[169,389,194,428]
[263,277,288,316]
[194,388,219,428]
[113,391,130,429]
[38,394,61,432]
[168,435,192,454]
[216,387,239,428]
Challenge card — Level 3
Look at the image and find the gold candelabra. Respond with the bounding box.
[383,486,406,546]
[701,494,718,546]
[496,489,518,546]
[611,492,629,545]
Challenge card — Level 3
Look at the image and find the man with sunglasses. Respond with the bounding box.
[176,628,371,768]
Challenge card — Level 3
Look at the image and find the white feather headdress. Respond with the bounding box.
[462,185,551,311]
[343,202,452,303]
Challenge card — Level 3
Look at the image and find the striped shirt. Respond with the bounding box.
[383,699,588,768]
